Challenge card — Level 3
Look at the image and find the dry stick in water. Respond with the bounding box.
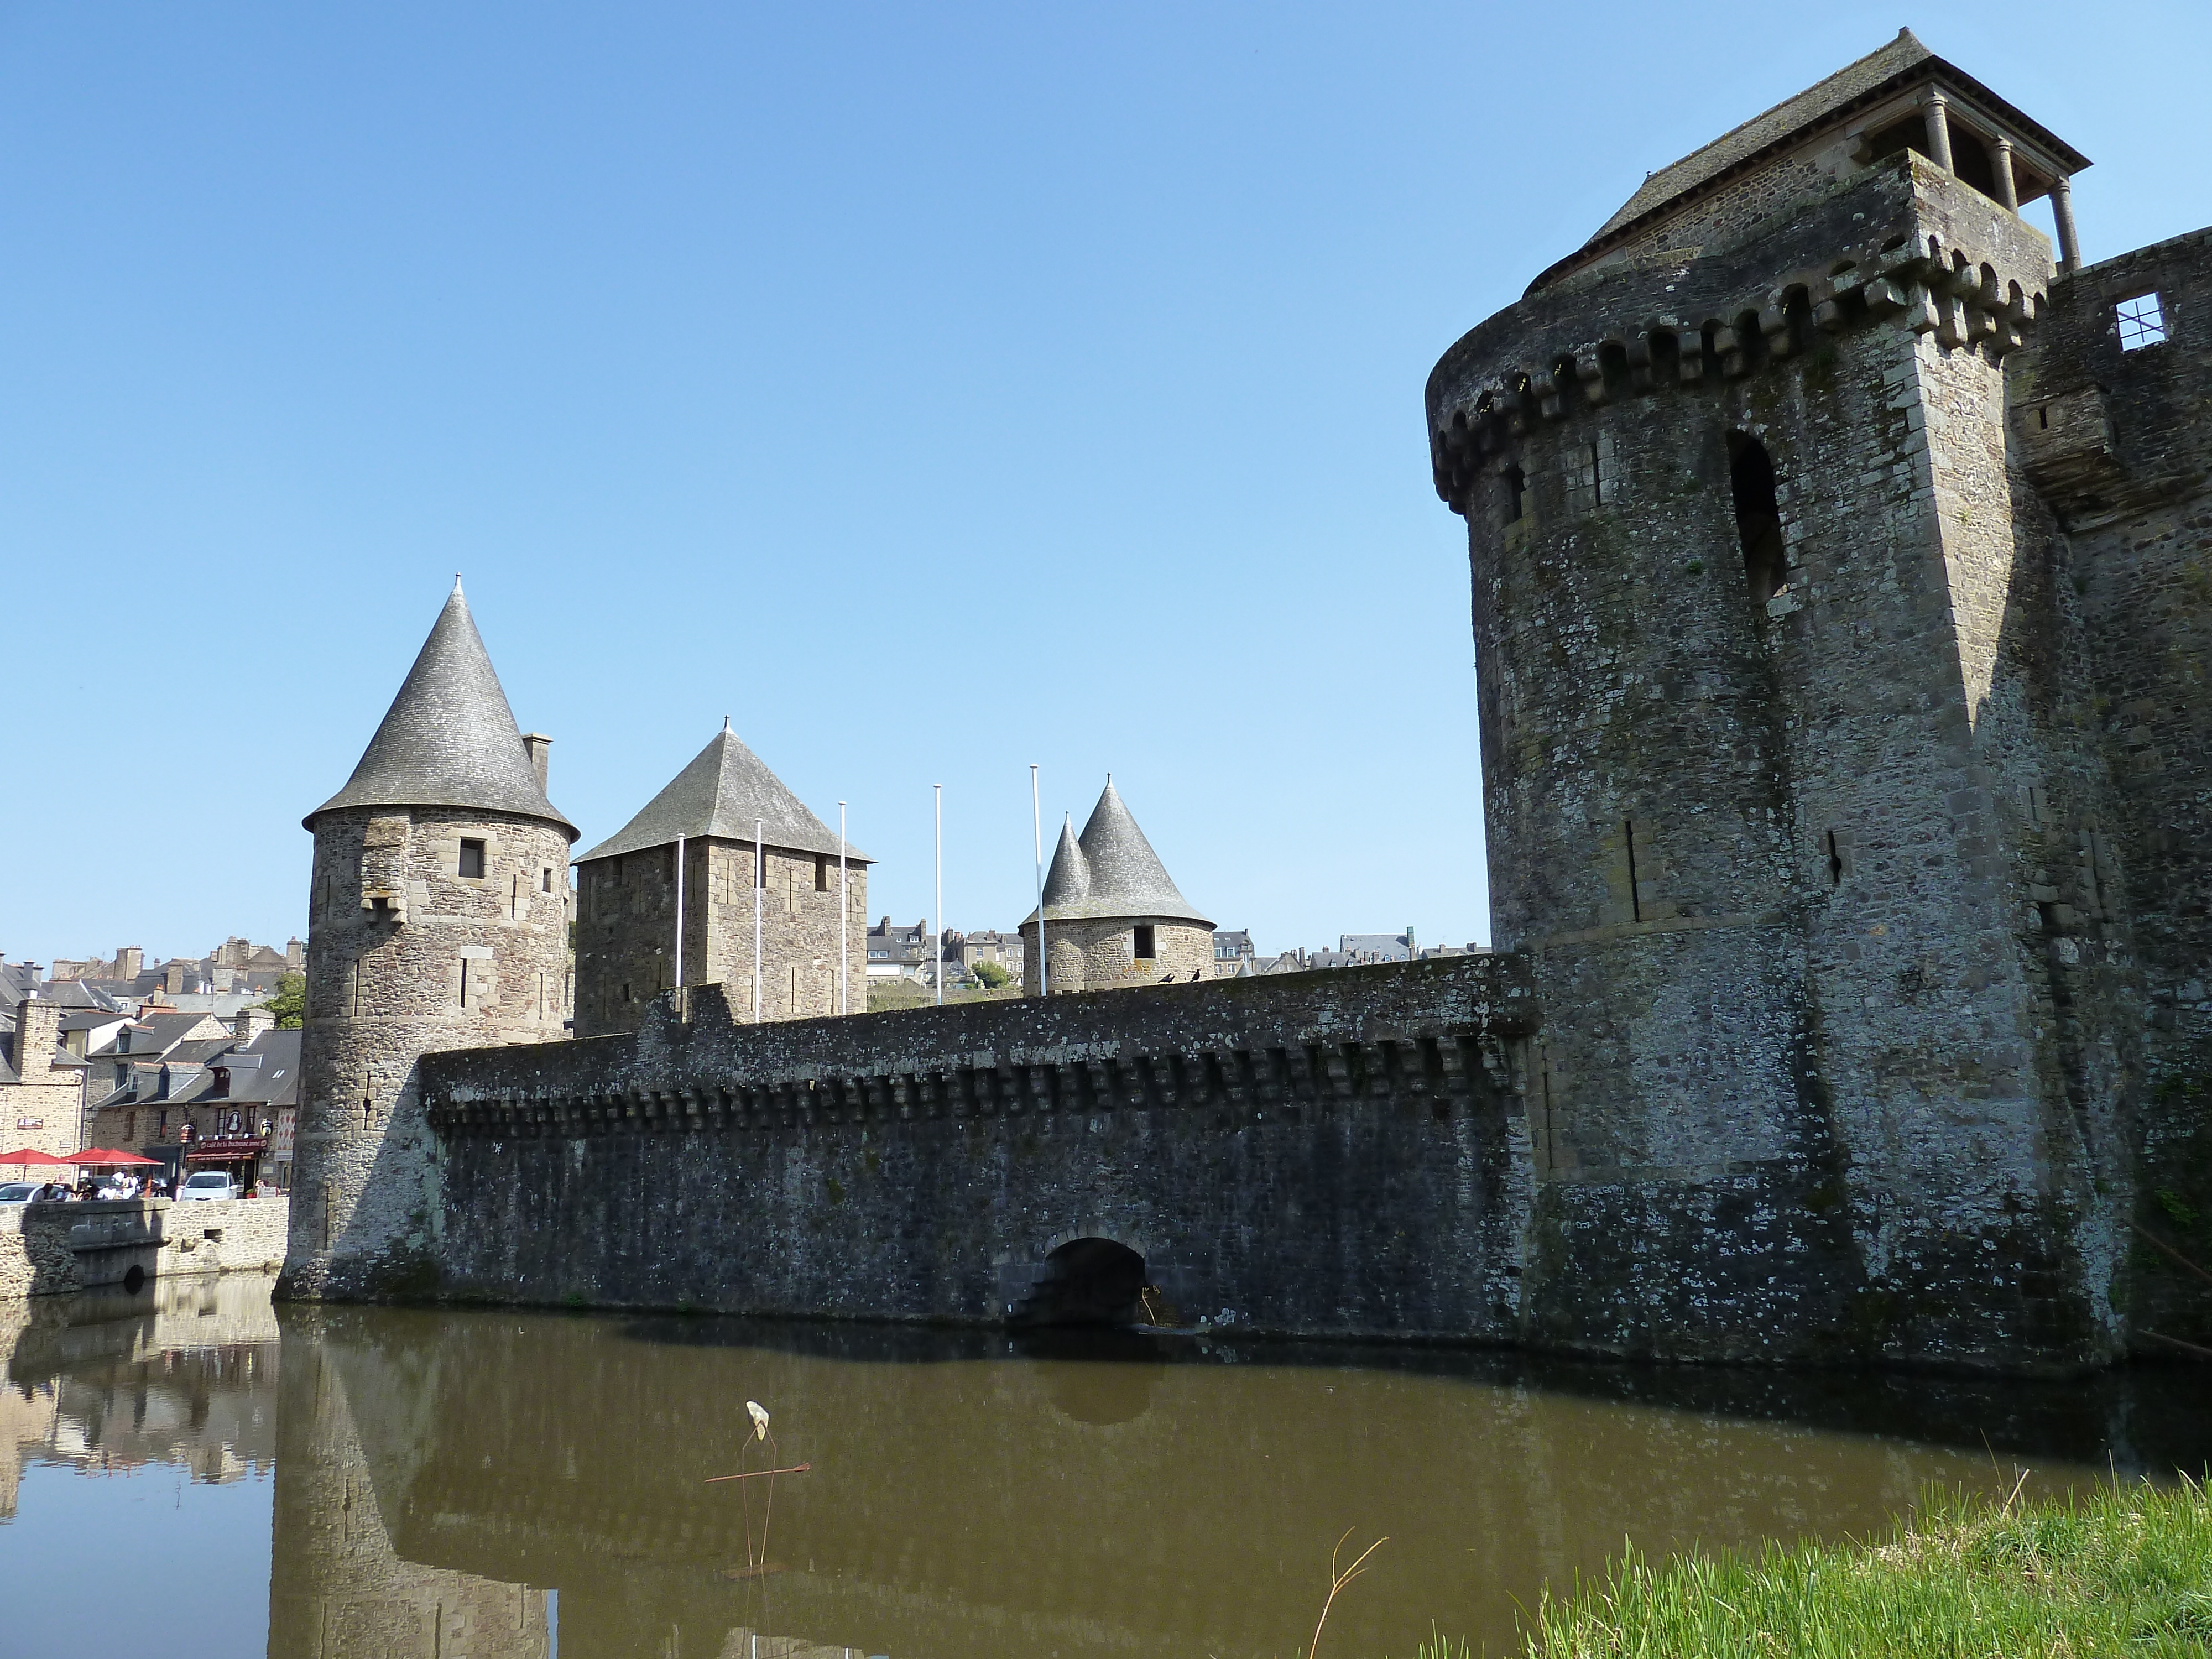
[704,1464,812,1484]
[1305,1530,1388,1659]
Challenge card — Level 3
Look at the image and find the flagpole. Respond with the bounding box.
[838,802,848,1016]
[933,784,943,1008]
[1030,764,1047,997]
[753,818,764,1023]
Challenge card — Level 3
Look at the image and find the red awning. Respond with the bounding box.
[0,1147,70,1167]
[185,1138,267,1162]
[62,1147,162,1166]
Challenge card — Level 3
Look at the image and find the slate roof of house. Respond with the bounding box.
[1537,29,2092,292]
[1024,780,1211,928]
[129,1014,229,1056]
[307,580,577,839]
[58,1010,132,1034]
[170,1038,243,1067]
[222,1031,301,1107]
[575,724,870,866]
[33,979,123,1011]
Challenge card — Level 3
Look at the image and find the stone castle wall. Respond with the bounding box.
[2010,226,2212,1339]
[1018,916,1213,995]
[574,837,868,1036]
[419,958,1538,1340]
[284,806,573,1300]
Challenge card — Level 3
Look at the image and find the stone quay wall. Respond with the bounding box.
[0,1196,289,1298]
[420,957,1541,1341]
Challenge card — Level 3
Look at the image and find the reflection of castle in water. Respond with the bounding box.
[0,1275,280,1516]
[253,1303,2212,1659]
[12,1283,2211,1658]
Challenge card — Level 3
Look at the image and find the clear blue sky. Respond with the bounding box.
[3,3,2205,969]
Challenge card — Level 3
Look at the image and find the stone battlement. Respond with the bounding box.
[1427,157,2053,512]
[425,954,1537,1139]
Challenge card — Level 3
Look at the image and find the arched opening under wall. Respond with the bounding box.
[1728,433,1787,605]
[1012,1238,1157,1328]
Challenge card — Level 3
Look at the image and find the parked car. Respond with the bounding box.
[176,1171,238,1202]
[0,1181,68,1204]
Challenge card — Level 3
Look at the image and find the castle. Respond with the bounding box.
[1425,27,2211,1361]
[284,35,2212,1371]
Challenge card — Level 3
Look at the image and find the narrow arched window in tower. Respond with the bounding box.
[1728,433,1786,605]
[1504,465,1526,523]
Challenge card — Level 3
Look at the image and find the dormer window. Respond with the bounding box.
[459,839,487,879]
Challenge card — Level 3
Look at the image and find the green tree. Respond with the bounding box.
[260,973,306,1030]
[971,960,1011,990]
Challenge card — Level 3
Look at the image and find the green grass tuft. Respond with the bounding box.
[1413,1480,2212,1658]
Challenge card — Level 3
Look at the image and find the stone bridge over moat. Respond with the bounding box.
[420,957,1542,1339]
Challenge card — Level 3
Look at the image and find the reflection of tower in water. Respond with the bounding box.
[268,1317,552,1659]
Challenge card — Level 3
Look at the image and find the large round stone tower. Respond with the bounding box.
[1425,33,2131,1368]
[281,580,578,1299]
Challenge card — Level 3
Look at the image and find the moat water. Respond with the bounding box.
[2,1280,2206,1659]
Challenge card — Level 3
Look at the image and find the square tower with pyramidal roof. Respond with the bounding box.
[572,722,870,1035]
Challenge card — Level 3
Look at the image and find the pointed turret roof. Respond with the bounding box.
[575,723,870,865]
[1041,815,1090,908]
[1024,779,1210,927]
[306,580,576,838]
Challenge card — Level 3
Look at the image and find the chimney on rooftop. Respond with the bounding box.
[521,733,552,794]
[117,947,143,981]
[233,1004,276,1044]
[13,997,59,1084]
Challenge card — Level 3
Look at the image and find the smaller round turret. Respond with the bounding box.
[1020,780,1213,993]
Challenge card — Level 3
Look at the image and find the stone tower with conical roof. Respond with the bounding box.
[1020,779,1213,994]
[571,723,870,1035]
[283,581,579,1299]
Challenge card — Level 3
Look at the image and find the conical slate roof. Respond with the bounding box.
[1040,816,1090,908]
[1024,779,1210,927]
[306,580,577,838]
[576,724,870,866]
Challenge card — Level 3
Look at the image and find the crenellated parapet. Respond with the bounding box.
[1425,156,2054,514]
[424,956,1539,1141]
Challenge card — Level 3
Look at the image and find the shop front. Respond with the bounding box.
[185,1134,270,1193]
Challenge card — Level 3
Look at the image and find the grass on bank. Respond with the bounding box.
[1416,1479,2212,1658]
